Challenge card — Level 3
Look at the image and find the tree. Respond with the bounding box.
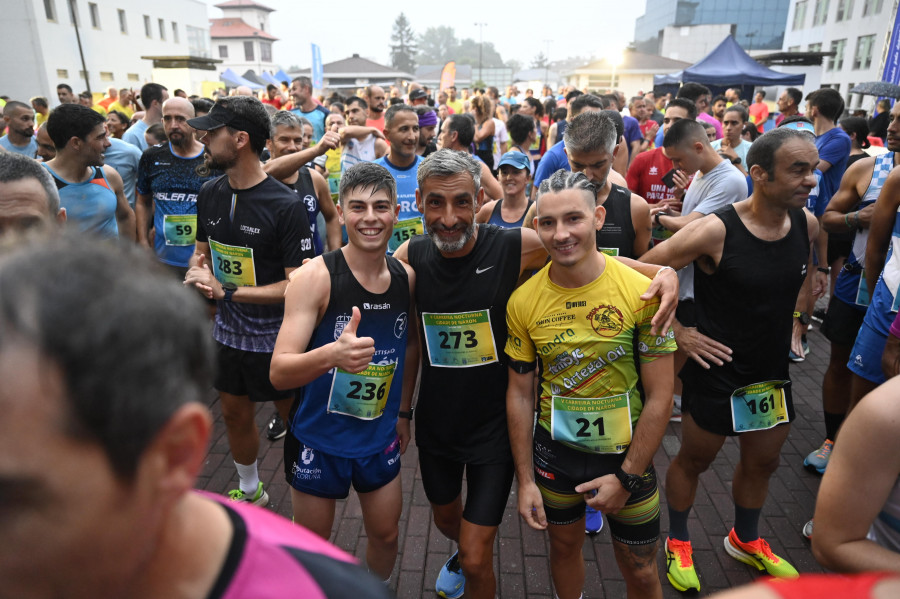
[453,38,504,68]
[417,26,458,64]
[390,13,418,73]
[531,52,548,69]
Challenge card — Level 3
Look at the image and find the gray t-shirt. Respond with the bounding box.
[679,159,748,301]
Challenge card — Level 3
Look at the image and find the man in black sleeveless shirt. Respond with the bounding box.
[393,149,679,599]
[641,128,819,591]
[565,111,652,259]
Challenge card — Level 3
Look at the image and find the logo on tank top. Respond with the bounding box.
[588,304,624,337]
[363,302,391,310]
[394,312,408,339]
[303,194,316,211]
[334,313,352,340]
[301,447,315,465]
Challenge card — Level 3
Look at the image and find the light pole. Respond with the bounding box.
[608,51,624,92]
[543,39,552,89]
[475,22,487,86]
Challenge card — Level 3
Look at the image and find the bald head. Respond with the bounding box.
[162,97,198,149]
[235,86,253,97]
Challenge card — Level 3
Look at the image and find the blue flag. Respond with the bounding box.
[311,44,323,89]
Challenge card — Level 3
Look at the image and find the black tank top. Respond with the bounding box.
[487,199,534,228]
[682,205,809,396]
[408,224,522,463]
[595,183,636,258]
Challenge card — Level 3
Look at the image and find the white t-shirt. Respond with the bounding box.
[492,118,509,170]
[679,159,748,300]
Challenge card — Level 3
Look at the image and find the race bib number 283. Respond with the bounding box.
[209,239,257,287]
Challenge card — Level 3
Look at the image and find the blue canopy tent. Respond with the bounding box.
[654,36,805,95]
[220,68,264,90]
[261,71,281,86]
[274,69,292,85]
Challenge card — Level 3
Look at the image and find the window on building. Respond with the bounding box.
[244,41,254,61]
[172,22,179,43]
[88,3,100,28]
[158,18,165,40]
[793,0,808,29]
[836,0,854,19]
[219,45,228,58]
[100,71,114,82]
[57,69,69,78]
[788,45,801,52]
[68,0,79,25]
[829,38,846,70]
[143,15,151,37]
[128,73,140,81]
[260,42,272,62]
[79,70,87,80]
[118,9,127,33]
[187,25,210,58]
[809,42,823,52]
[854,34,876,69]
[44,0,56,21]
[862,0,885,14]
[813,0,830,25]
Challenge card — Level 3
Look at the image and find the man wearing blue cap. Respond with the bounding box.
[476,151,533,228]
[184,96,317,506]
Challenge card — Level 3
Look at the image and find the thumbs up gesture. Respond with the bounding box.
[333,306,376,373]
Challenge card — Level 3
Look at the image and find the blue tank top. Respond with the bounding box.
[487,199,533,228]
[45,164,119,239]
[835,152,895,310]
[289,250,410,457]
[865,186,900,336]
[373,155,422,221]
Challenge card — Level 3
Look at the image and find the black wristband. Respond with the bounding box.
[398,409,414,419]
[508,358,537,374]
[817,267,831,274]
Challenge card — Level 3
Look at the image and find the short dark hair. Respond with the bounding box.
[747,127,813,179]
[30,96,49,109]
[445,114,475,147]
[0,235,214,479]
[784,87,802,107]
[565,89,583,103]
[0,151,60,214]
[56,83,73,93]
[724,104,749,123]
[266,84,277,92]
[2,101,30,116]
[666,98,698,120]
[507,113,535,146]
[523,97,544,117]
[600,94,618,109]
[569,94,604,117]
[346,96,368,111]
[107,110,129,126]
[756,90,767,99]
[677,83,711,102]
[338,162,397,207]
[805,88,844,123]
[712,94,727,105]
[293,76,312,90]
[663,118,709,149]
[218,96,271,155]
[46,104,106,149]
[145,123,165,144]
[536,170,596,208]
[840,116,871,149]
[140,83,167,109]
[190,97,214,115]
[384,103,416,129]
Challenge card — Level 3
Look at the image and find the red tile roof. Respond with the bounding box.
[209,18,278,41]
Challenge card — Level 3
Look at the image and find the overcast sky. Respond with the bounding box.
[205,0,648,71]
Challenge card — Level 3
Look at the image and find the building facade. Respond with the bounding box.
[562,51,692,97]
[210,0,278,77]
[635,0,791,55]
[780,0,896,111]
[5,0,210,105]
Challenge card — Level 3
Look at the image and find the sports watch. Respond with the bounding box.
[615,468,643,494]
[223,281,238,302]
[793,311,810,326]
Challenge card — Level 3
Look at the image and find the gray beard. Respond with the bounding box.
[427,220,476,253]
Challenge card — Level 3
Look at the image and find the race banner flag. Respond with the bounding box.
[440,62,456,92]
[311,43,324,89]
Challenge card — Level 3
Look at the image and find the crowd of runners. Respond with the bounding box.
[1,75,900,598]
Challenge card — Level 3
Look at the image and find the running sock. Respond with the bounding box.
[668,505,692,542]
[733,503,762,543]
[824,411,845,442]
[673,394,682,409]
[235,460,260,494]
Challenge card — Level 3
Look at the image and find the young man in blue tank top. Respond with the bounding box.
[642,128,820,592]
[270,162,419,585]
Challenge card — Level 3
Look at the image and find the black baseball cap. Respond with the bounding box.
[409,89,428,101]
[187,101,270,140]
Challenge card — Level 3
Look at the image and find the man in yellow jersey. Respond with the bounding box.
[506,169,676,599]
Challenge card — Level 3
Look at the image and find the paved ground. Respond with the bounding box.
[197,321,833,598]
